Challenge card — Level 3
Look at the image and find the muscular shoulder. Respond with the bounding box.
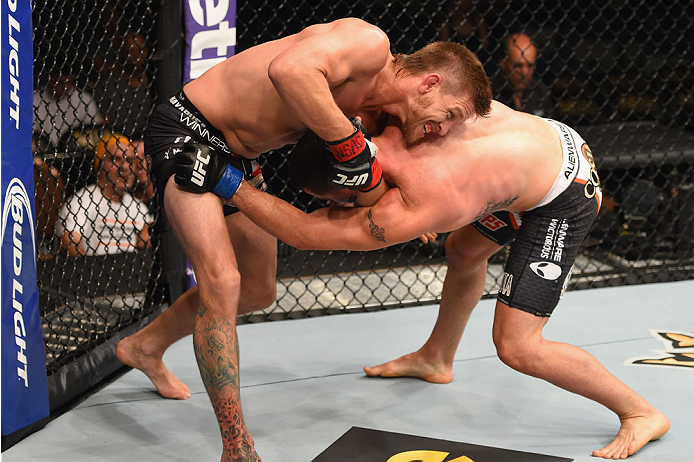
[283,19,390,83]
[329,18,388,42]
[478,102,546,151]
[312,18,390,60]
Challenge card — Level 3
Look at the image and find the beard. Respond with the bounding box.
[401,96,431,144]
[401,121,422,144]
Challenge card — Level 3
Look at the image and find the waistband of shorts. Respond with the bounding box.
[167,89,232,154]
[527,118,585,210]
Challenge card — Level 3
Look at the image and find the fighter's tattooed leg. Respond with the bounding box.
[194,304,260,462]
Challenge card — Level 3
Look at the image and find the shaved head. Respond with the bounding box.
[502,33,537,91]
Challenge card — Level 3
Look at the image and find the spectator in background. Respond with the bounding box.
[493,32,554,117]
[93,31,154,137]
[56,133,151,257]
[33,69,104,146]
[90,0,127,79]
[130,138,155,203]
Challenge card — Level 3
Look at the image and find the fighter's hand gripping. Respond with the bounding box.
[174,143,243,200]
[326,117,383,192]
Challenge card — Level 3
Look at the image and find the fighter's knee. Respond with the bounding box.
[240,282,276,312]
[212,267,242,290]
[493,333,541,374]
[258,283,277,308]
[196,265,242,304]
[494,336,525,371]
[445,234,486,271]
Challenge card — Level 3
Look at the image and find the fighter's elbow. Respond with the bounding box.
[267,58,284,86]
[268,55,298,86]
[290,237,314,252]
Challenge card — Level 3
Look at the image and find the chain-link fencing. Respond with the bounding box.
[32,0,693,409]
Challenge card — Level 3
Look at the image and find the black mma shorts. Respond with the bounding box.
[472,119,602,317]
[144,90,266,215]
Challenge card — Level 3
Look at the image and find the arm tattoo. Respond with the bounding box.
[472,195,520,222]
[367,208,386,243]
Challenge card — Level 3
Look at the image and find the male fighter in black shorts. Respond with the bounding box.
[117,18,491,462]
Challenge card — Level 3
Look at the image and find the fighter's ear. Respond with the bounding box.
[419,74,442,94]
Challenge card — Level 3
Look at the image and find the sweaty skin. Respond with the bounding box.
[229,101,562,248]
[227,101,670,459]
[183,19,470,158]
[117,18,485,462]
[184,20,387,155]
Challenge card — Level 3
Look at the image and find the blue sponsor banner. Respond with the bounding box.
[183,0,237,83]
[1,0,50,436]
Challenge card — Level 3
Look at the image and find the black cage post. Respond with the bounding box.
[152,0,187,305]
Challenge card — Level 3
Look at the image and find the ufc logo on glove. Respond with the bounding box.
[191,149,210,186]
[333,172,369,187]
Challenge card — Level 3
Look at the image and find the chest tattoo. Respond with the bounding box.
[473,195,520,222]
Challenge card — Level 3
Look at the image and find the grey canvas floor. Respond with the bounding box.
[5,280,693,462]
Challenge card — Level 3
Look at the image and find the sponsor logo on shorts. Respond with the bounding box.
[581,143,597,171]
[166,136,190,160]
[557,124,577,180]
[529,261,562,281]
[584,166,601,200]
[540,218,568,262]
[169,96,231,154]
[500,272,513,296]
[627,331,694,370]
[479,214,507,231]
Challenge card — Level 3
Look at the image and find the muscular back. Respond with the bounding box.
[376,101,563,233]
[183,18,392,158]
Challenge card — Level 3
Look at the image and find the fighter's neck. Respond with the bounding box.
[359,59,411,118]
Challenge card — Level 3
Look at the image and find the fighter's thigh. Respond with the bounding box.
[492,299,549,354]
[163,176,238,283]
[224,212,278,311]
[446,224,504,266]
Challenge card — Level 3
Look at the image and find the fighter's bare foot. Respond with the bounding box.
[363,351,453,384]
[592,409,670,459]
[116,336,191,400]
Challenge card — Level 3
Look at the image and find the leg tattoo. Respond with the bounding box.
[194,304,259,461]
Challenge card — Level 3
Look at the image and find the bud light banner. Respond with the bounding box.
[1,0,50,440]
[184,0,237,83]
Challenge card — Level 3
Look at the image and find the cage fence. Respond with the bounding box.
[31,0,693,405]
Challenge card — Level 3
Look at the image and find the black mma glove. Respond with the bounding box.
[326,117,383,191]
[174,143,243,200]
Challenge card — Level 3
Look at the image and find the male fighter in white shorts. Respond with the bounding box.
[176,101,670,459]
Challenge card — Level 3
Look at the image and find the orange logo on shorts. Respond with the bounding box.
[479,214,506,231]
